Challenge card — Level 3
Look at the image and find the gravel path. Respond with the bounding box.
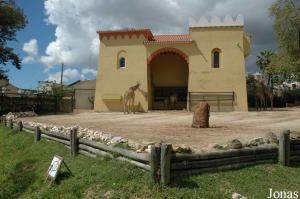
[22,107,300,151]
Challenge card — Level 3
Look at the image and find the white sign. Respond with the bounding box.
[47,155,63,179]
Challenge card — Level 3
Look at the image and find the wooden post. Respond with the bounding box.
[150,145,161,184]
[161,143,172,185]
[70,127,78,156]
[18,121,23,131]
[4,116,7,127]
[34,126,41,142]
[279,130,290,166]
[9,119,13,129]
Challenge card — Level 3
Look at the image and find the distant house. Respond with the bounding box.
[0,79,19,94]
[252,72,264,82]
[68,80,96,109]
[283,81,300,90]
[37,80,61,94]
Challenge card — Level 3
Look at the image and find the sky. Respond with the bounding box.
[6,0,277,89]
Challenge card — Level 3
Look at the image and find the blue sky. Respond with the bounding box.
[7,0,97,89]
[5,0,277,89]
[8,0,55,89]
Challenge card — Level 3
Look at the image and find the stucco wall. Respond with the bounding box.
[75,89,95,109]
[188,27,248,111]
[94,35,148,112]
[94,26,250,112]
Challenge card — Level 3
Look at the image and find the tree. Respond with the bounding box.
[256,50,274,88]
[0,0,27,80]
[269,52,299,85]
[269,0,300,81]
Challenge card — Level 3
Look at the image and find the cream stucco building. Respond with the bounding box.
[94,15,251,112]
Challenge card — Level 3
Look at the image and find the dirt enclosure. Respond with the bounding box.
[22,108,300,151]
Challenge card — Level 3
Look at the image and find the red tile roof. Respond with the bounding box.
[97,28,192,43]
[153,34,191,42]
[97,28,154,40]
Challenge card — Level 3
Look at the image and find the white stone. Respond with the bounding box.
[144,148,151,153]
[232,192,247,199]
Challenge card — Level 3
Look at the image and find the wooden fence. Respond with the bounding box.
[0,116,299,186]
[0,92,75,115]
[189,92,235,112]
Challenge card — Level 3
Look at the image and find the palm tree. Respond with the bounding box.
[256,50,274,88]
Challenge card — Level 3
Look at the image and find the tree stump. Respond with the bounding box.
[192,102,210,128]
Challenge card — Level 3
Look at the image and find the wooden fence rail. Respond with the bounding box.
[0,115,299,186]
[290,134,300,163]
[0,92,75,115]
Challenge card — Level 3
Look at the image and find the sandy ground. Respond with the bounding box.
[22,108,300,151]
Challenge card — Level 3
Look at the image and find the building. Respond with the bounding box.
[0,79,19,94]
[37,80,61,94]
[251,72,264,82]
[69,80,96,110]
[283,81,300,90]
[94,15,251,112]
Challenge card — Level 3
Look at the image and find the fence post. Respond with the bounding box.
[34,126,41,142]
[70,127,78,156]
[9,119,13,129]
[18,121,23,131]
[279,130,290,166]
[161,143,172,186]
[150,145,161,184]
[4,116,7,127]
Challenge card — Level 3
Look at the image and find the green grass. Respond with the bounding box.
[0,124,300,199]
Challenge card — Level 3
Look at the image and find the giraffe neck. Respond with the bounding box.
[131,84,140,91]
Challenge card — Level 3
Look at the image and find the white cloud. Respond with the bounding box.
[26,0,276,73]
[82,68,97,76]
[47,72,61,83]
[47,68,80,83]
[23,39,38,56]
[22,39,39,64]
[79,68,98,80]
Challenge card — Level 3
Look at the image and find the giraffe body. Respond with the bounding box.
[123,82,140,114]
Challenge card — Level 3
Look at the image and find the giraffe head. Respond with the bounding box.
[130,82,140,91]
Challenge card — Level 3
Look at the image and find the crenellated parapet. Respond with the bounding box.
[189,15,244,28]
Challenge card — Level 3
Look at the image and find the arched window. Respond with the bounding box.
[212,48,221,68]
[119,57,126,68]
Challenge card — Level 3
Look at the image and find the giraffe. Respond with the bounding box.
[123,82,140,114]
[253,82,266,111]
[163,97,170,110]
[261,83,274,111]
[169,93,178,110]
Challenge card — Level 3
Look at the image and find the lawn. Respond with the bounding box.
[0,124,299,199]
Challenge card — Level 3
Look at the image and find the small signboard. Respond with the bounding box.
[47,155,63,179]
[45,155,71,185]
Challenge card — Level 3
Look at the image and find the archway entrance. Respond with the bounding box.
[148,48,189,110]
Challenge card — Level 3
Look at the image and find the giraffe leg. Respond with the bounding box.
[124,96,128,114]
[126,100,130,114]
[255,98,258,111]
[270,96,273,111]
[123,98,126,114]
[132,95,135,114]
[127,98,131,114]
